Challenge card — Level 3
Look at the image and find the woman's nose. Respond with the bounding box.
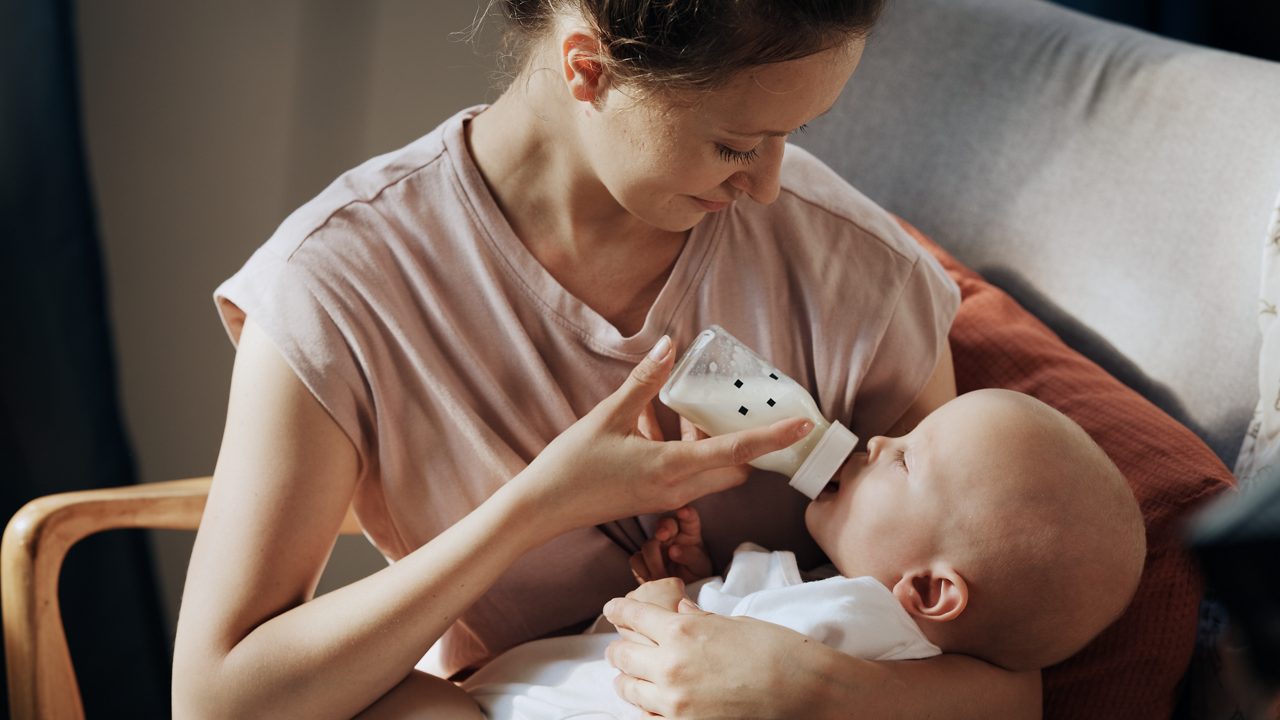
[728,137,784,204]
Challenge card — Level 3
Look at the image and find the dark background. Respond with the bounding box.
[1052,0,1280,62]
[1,0,1275,716]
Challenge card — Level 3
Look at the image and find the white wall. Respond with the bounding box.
[75,1,499,651]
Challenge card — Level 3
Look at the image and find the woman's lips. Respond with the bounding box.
[693,196,731,212]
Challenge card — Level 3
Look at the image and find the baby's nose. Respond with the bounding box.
[866,436,886,458]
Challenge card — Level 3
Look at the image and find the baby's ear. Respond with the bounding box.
[892,565,968,623]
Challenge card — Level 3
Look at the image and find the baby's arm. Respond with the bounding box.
[630,506,713,583]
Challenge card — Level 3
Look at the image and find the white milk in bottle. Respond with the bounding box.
[659,326,857,498]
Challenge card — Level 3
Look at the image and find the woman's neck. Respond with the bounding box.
[469,79,678,249]
[466,83,688,336]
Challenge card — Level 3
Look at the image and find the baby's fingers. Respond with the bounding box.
[672,506,701,543]
[653,516,678,543]
[669,542,712,580]
[630,552,652,583]
[629,542,666,583]
[668,542,706,565]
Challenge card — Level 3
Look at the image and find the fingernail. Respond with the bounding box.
[648,335,672,361]
[678,598,700,612]
[797,420,814,438]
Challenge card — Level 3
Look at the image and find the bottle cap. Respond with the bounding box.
[789,421,858,500]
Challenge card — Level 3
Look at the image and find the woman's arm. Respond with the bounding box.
[173,324,812,719]
[603,598,1040,719]
[172,319,555,719]
[884,342,956,437]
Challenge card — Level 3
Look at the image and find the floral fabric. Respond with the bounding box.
[1236,192,1280,486]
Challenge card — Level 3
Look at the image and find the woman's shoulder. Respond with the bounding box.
[763,144,924,264]
[262,107,482,264]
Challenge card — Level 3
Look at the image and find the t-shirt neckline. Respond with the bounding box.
[443,105,722,359]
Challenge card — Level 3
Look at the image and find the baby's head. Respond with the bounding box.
[804,388,1145,671]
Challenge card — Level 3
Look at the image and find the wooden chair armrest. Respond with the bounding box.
[3,477,361,719]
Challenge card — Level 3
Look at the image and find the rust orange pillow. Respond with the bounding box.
[896,217,1235,719]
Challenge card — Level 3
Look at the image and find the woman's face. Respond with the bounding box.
[580,41,865,233]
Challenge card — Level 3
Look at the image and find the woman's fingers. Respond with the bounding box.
[603,597,666,644]
[611,673,665,718]
[627,577,687,612]
[678,416,705,442]
[604,595,706,646]
[637,401,664,442]
[606,638,669,685]
[669,417,813,477]
[604,336,674,423]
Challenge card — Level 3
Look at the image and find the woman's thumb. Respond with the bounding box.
[677,598,705,615]
[609,335,674,416]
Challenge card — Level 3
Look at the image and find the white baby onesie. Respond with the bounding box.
[461,544,940,719]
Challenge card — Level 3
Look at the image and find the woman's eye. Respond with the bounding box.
[717,144,760,165]
[894,449,908,472]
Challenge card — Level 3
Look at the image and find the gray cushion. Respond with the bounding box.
[798,0,1280,463]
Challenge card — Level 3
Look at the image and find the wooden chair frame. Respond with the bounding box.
[2,477,361,719]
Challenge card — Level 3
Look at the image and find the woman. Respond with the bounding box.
[173,1,1038,717]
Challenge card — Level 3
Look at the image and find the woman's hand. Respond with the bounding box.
[626,577,688,613]
[603,595,1043,719]
[602,596,834,719]
[615,577,689,648]
[513,335,813,535]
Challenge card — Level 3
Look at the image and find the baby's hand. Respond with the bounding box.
[630,506,712,584]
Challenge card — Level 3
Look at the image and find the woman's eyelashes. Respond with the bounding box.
[717,144,760,164]
[715,124,809,165]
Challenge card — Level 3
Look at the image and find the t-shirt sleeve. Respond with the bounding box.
[213,242,376,469]
[774,144,960,440]
[849,240,960,440]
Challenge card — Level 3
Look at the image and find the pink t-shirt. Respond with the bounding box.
[214,105,959,675]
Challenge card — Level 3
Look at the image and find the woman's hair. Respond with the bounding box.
[495,0,886,93]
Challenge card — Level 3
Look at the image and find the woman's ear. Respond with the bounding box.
[892,566,968,623]
[560,28,609,104]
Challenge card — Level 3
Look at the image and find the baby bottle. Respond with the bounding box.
[659,325,858,499]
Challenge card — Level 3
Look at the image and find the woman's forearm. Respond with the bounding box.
[174,318,577,718]
[812,649,1042,720]
[178,480,553,720]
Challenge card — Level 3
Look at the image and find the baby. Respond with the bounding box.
[632,387,1147,672]
[436,389,1147,718]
